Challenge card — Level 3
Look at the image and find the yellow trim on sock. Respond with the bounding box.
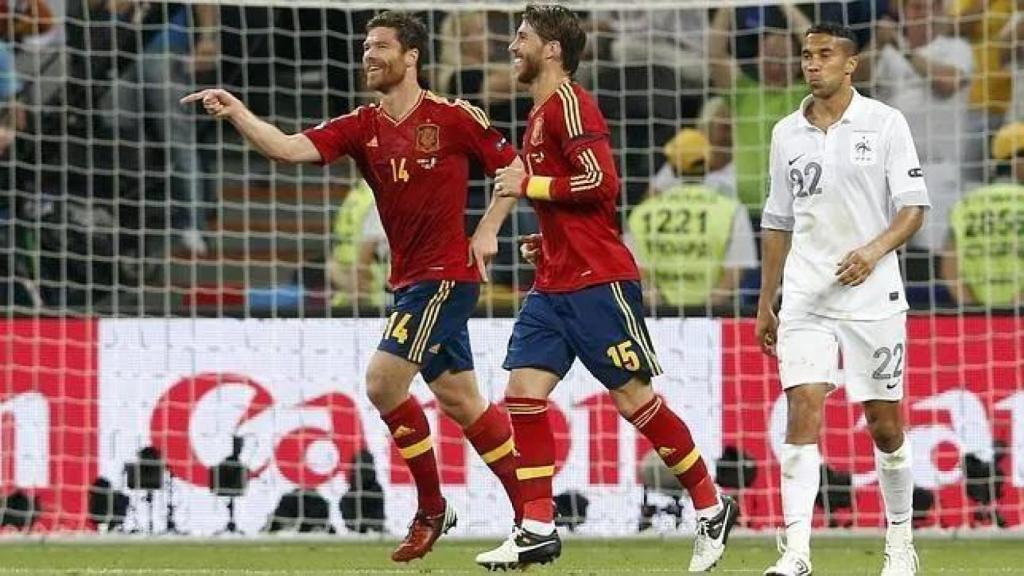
[481,437,515,464]
[398,436,434,460]
[668,447,701,475]
[516,465,555,481]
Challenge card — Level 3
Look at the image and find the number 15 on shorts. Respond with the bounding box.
[607,340,641,371]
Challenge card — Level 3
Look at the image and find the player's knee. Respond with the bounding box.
[610,377,654,419]
[365,366,400,412]
[866,413,904,451]
[505,369,552,399]
[433,389,483,427]
[785,388,825,441]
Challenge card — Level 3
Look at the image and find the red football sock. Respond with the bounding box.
[382,396,444,516]
[629,395,719,511]
[464,403,522,523]
[505,397,554,523]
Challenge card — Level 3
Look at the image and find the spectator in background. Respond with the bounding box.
[858,0,973,251]
[626,128,757,310]
[600,8,710,89]
[91,1,219,256]
[941,121,1024,308]
[0,0,53,144]
[0,42,22,151]
[1000,4,1024,122]
[0,0,53,42]
[709,5,809,215]
[436,10,529,133]
[328,179,388,310]
[733,2,886,59]
[649,97,735,197]
[951,0,1014,182]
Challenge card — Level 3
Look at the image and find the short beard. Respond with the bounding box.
[366,64,403,93]
[517,57,540,84]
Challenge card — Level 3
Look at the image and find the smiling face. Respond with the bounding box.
[362,27,415,93]
[509,19,547,85]
[801,32,857,98]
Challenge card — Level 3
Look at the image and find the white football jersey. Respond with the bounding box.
[763,90,930,320]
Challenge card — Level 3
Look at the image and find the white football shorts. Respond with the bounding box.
[776,310,907,402]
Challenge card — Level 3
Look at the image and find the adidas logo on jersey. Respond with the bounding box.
[393,425,415,439]
[428,344,441,354]
[367,136,379,147]
[658,447,676,459]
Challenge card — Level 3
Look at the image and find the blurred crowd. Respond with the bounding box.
[2,1,1024,315]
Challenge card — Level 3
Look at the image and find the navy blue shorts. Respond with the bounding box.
[378,280,479,383]
[503,281,663,389]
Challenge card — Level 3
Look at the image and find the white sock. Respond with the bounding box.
[695,488,724,521]
[781,443,821,556]
[521,518,555,536]
[875,439,913,528]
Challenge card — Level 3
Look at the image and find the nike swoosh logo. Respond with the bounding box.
[886,382,899,390]
[516,540,555,553]
[788,154,804,166]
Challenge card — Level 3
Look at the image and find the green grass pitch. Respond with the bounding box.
[0,538,1017,575]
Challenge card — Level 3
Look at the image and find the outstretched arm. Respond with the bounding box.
[181,88,321,163]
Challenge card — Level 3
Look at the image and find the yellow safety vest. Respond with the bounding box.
[627,184,737,307]
[331,180,385,307]
[950,183,1024,307]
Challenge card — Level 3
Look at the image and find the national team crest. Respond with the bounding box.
[851,131,878,166]
[416,124,440,153]
[530,116,545,146]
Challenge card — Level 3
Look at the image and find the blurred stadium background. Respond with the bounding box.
[0,0,1021,572]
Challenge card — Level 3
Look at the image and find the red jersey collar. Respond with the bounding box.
[379,89,426,126]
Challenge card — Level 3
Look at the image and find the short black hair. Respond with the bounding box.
[366,11,429,72]
[805,22,860,54]
[523,4,587,75]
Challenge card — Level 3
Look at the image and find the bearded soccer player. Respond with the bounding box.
[474,5,738,572]
[757,24,928,576]
[182,11,524,563]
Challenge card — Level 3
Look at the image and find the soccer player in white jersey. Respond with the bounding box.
[756,23,929,576]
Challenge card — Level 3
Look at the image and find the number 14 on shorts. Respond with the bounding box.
[384,312,413,344]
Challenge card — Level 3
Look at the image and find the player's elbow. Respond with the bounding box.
[568,170,618,203]
[271,135,319,164]
[598,171,620,201]
[903,205,926,234]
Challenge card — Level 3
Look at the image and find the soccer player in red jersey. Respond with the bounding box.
[183,11,524,564]
[474,5,739,572]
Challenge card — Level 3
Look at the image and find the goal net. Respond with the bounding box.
[0,0,1020,537]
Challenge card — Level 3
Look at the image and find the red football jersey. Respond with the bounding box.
[303,90,516,289]
[521,81,639,292]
